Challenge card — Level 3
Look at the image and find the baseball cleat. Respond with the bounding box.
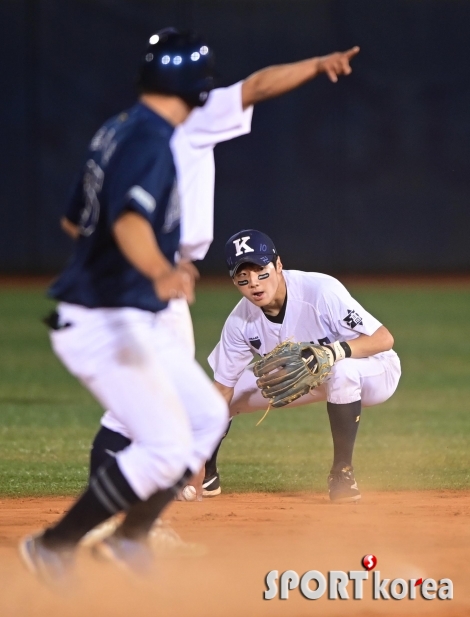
[92,533,154,576]
[202,472,221,497]
[328,465,361,503]
[19,533,75,586]
[80,515,120,547]
[149,519,206,556]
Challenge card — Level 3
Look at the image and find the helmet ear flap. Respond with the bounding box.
[137,28,216,107]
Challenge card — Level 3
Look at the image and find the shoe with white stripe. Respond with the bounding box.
[202,472,221,497]
[328,464,361,503]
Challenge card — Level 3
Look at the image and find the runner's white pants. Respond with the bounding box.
[229,352,401,415]
[51,302,227,500]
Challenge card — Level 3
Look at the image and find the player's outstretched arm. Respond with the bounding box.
[113,211,197,303]
[241,46,360,108]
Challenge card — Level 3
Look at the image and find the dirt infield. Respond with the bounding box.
[0,491,468,616]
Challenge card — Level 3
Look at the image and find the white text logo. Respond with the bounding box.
[233,236,254,256]
[264,569,453,601]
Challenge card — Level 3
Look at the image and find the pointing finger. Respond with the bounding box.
[345,46,360,59]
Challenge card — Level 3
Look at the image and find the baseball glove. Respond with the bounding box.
[253,341,333,409]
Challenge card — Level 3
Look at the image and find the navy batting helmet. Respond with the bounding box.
[138,28,215,107]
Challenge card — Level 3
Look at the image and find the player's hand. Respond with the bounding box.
[174,467,204,502]
[190,466,205,501]
[177,259,200,282]
[317,46,360,83]
[153,266,197,304]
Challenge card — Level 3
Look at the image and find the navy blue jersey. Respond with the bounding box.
[49,103,180,312]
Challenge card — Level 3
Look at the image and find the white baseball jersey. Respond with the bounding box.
[171,82,253,261]
[209,270,395,388]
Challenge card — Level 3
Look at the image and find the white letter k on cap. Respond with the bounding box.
[233,236,255,256]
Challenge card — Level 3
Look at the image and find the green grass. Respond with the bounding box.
[0,282,469,496]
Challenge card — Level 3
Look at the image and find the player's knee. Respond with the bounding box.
[145,441,192,487]
[330,359,361,385]
[327,360,362,402]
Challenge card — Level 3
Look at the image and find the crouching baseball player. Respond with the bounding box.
[18,29,228,583]
[204,229,401,503]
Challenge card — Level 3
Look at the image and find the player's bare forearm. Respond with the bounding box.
[347,326,394,358]
[242,59,322,107]
[113,211,196,302]
[60,217,80,240]
[241,46,360,108]
[113,212,172,280]
[214,381,234,405]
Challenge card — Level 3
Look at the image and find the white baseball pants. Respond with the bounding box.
[157,297,195,358]
[229,352,401,415]
[51,302,227,500]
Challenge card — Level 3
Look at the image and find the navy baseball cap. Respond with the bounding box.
[225,229,278,277]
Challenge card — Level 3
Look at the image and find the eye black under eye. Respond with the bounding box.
[237,280,249,286]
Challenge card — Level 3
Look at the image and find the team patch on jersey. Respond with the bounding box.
[249,337,262,350]
[127,185,156,213]
[343,309,363,329]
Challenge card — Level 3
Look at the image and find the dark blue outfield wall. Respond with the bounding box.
[2,0,470,274]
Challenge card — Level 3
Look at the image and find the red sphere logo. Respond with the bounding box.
[362,554,377,571]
